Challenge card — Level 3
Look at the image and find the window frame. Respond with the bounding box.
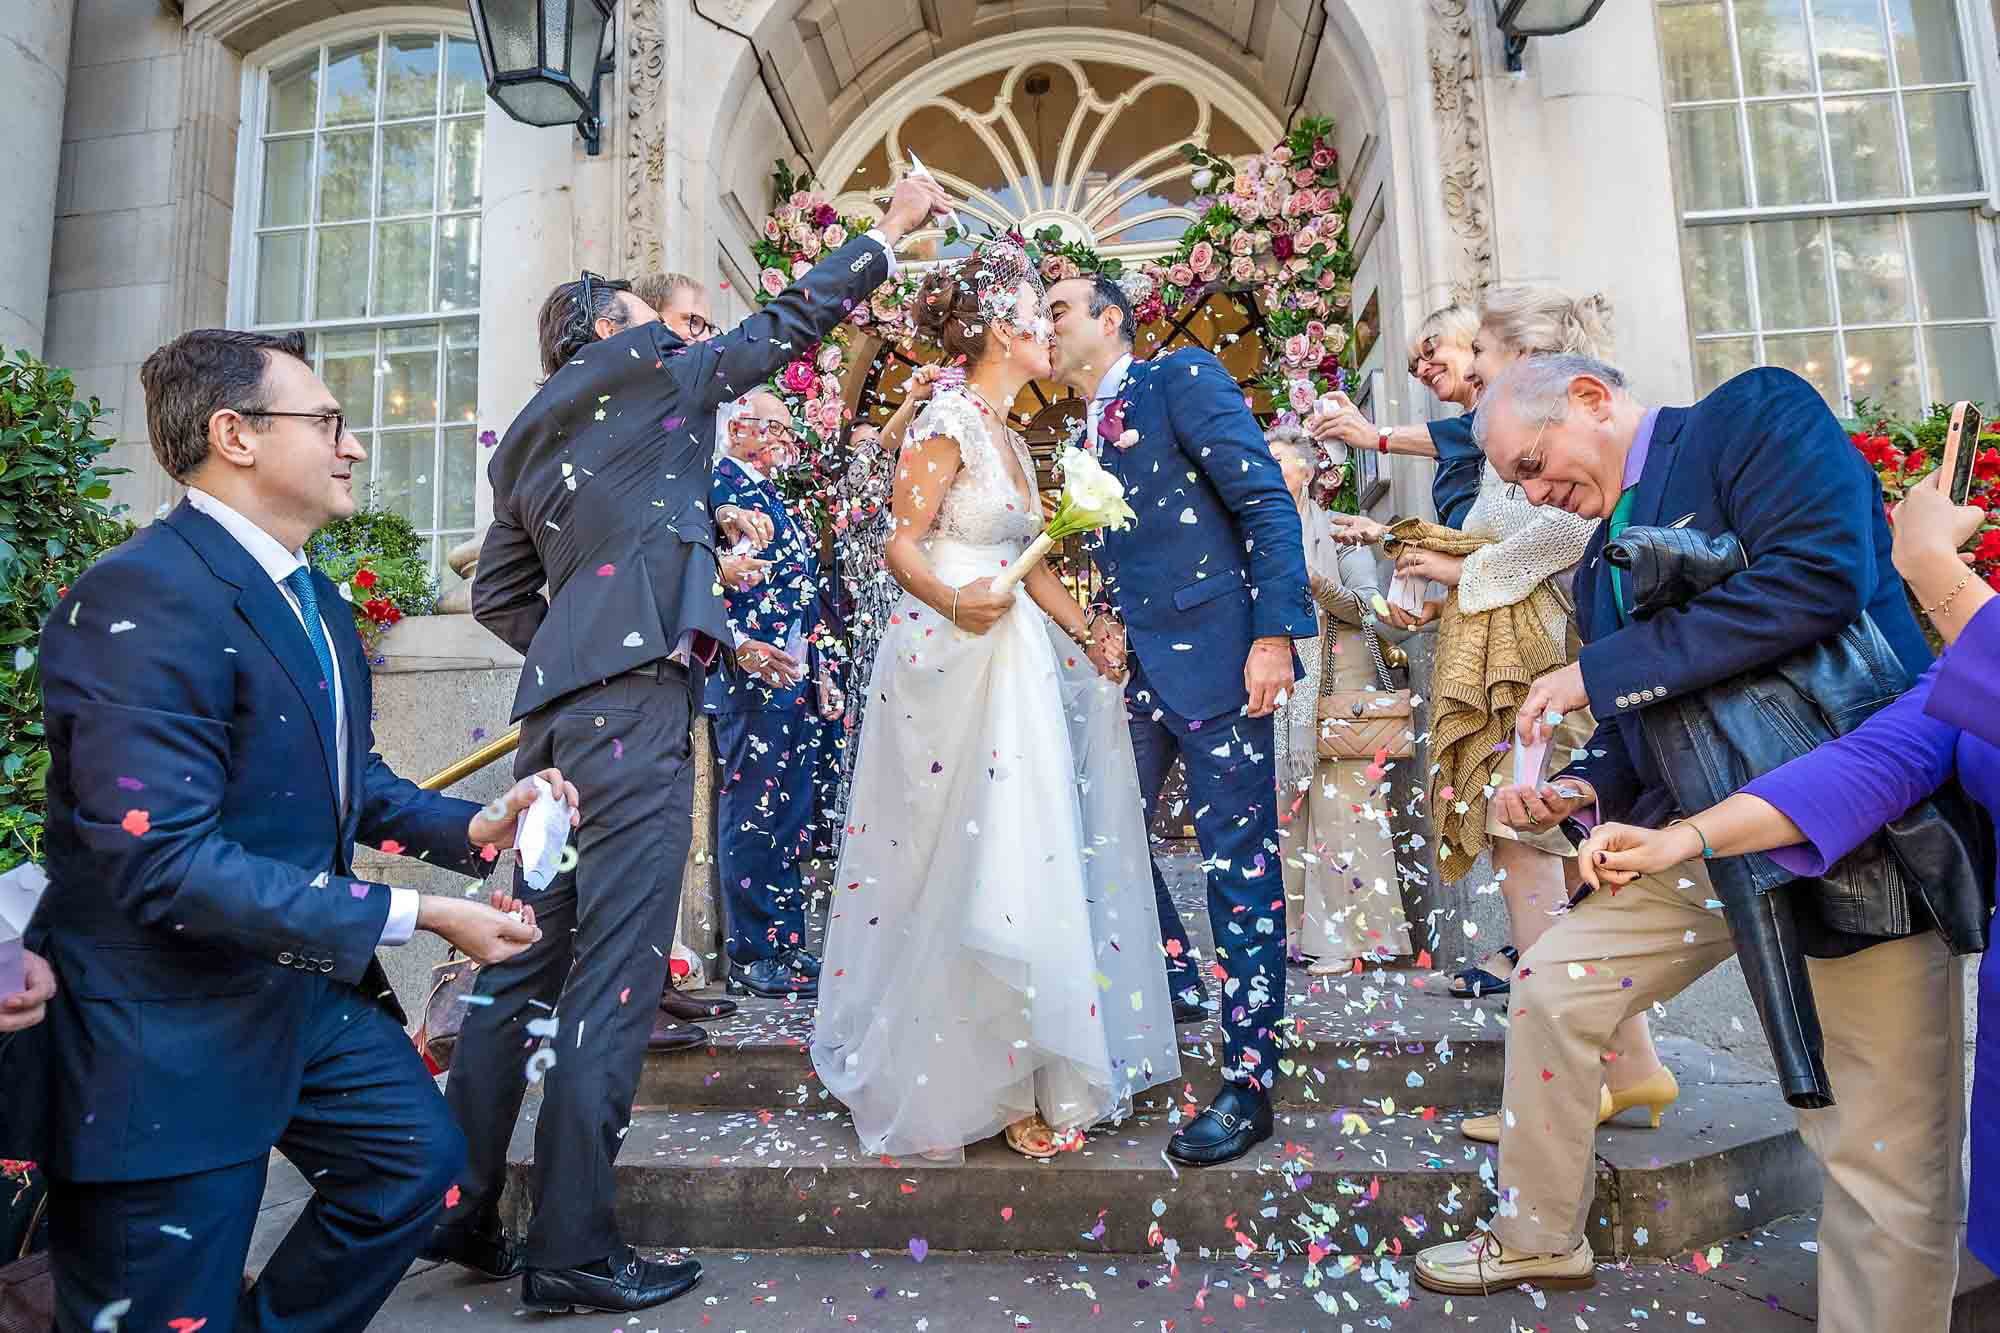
[228,10,484,578]
[1660,0,2000,412]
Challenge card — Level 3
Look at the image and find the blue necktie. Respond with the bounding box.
[284,566,336,692]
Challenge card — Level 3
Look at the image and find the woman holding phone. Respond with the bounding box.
[1575,468,1998,1264]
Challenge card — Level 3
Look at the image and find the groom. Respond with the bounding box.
[1047,275,1316,1165]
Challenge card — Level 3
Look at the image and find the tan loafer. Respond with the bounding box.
[1414,1234,1594,1294]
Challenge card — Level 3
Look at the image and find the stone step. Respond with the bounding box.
[643,968,1514,1113]
[505,1056,1814,1262]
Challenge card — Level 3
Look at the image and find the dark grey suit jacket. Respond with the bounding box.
[474,234,893,720]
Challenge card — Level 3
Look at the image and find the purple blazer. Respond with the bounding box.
[1741,596,2000,1268]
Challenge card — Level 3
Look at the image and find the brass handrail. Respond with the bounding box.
[419,727,521,791]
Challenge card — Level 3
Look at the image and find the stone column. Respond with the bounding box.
[1481,5,1696,405]
[1,0,76,356]
[473,106,578,535]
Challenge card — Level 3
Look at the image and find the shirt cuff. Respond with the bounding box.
[379,887,420,947]
[864,228,899,278]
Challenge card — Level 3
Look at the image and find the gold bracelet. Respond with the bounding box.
[1922,572,1973,619]
[949,589,960,627]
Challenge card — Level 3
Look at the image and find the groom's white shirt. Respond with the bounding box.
[1085,352,1133,444]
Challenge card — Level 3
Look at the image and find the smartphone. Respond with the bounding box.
[1940,400,1984,505]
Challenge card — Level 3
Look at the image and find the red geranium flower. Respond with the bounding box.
[1976,447,2000,481]
[1975,529,2000,563]
[1904,449,1928,473]
[352,567,379,590]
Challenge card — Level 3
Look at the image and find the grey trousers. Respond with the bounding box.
[443,663,697,1269]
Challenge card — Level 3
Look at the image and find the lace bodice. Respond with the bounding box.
[911,390,1043,548]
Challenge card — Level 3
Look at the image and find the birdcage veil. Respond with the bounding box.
[914,238,1052,352]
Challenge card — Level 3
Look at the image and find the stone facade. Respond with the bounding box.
[11,0,2000,1078]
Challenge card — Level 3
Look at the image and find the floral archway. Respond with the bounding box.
[750,115,1360,531]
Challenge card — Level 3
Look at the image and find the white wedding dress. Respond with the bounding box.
[809,389,1180,1160]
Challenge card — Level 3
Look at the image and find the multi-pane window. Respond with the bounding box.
[1660,0,1998,414]
[249,30,484,578]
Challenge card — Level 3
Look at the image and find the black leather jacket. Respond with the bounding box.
[1603,526,1992,1108]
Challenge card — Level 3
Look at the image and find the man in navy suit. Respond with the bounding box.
[1046,275,1317,1166]
[31,328,565,1333]
[704,390,842,999]
[1412,357,1959,1330]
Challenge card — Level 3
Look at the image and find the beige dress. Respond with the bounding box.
[1277,512,1413,963]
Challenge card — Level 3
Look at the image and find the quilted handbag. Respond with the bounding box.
[1316,590,1414,761]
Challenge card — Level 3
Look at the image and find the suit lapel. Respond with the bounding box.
[169,505,344,808]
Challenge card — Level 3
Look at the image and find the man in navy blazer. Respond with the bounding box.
[1413,357,1960,1330]
[702,390,840,999]
[32,329,561,1333]
[1046,275,1317,1167]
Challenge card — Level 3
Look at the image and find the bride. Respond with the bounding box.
[809,246,1180,1161]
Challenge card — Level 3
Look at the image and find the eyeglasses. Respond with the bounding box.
[246,409,346,440]
[680,312,718,340]
[739,418,797,444]
[1502,413,1553,500]
[1406,336,1441,378]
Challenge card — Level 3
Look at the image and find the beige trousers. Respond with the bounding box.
[1491,861,1964,1333]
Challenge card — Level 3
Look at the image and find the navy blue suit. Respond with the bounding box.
[1560,368,1932,826]
[704,456,827,964]
[32,502,487,1333]
[1091,347,1316,1092]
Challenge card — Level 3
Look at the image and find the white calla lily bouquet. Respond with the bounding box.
[992,447,1138,594]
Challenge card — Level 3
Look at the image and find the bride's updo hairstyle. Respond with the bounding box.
[913,261,997,367]
[1476,285,1615,360]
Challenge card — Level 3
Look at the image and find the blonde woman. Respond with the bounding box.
[1266,426,1412,976]
[1313,304,1484,529]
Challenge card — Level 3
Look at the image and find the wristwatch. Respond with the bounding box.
[1377,429,1391,454]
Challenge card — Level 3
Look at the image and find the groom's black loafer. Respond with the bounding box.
[783,947,823,979]
[421,1219,524,1281]
[1166,1083,1274,1167]
[522,1245,701,1313]
[726,957,818,999]
[1170,978,1210,1024]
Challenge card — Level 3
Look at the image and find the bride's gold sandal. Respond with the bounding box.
[1004,1114,1062,1160]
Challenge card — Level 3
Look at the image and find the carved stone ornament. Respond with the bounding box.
[1425,0,1495,303]
[625,0,667,275]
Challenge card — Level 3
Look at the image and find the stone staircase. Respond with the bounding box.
[496,855,1823,1274]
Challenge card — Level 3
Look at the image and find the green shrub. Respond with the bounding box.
[0,347,132,872]
[308,506,439,652]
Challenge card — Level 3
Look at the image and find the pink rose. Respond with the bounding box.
[823,223,848,248]
[1229,231,1254,257]
[800,231,822,259]
[1229,255,1255,282]
[1285,192,1314,219]
[763,218,781,242]
[789,191,811,208]
[1288,380,1315,414]
[1316,188,1339,212]
[849,305,872,326]
[1236,198,1263,222]
[780,359,817,394]
[1311,147,1335,170]
[1271,145,1292,164]
[816,344,842,373]
[760,268,787,296]
[1292,168,1316,188]
[819,373,843,400]
[1318,268,1338,290]
[1306,320,1328,342]
[775,205,799,225]
[1188,241,1216,273]
[1284,333,1311,363]
[791,259,812,279]
[1168,263,1195,287]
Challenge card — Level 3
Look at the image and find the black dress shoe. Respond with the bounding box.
[784,947,822,978]
[1165,1083,1274,1167]
[659,988,738,1021]
[522,1245,702,1314]
[726,957,818,999]
[646,1015,708,1052]
[421,1219,524,1281]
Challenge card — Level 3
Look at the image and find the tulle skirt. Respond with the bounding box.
[809,539,1181,1160]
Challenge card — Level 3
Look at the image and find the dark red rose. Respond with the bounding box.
[813,204,838,227]
[1272,234,1295,261]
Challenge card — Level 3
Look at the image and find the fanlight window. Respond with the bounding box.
[829,58,1264,261]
